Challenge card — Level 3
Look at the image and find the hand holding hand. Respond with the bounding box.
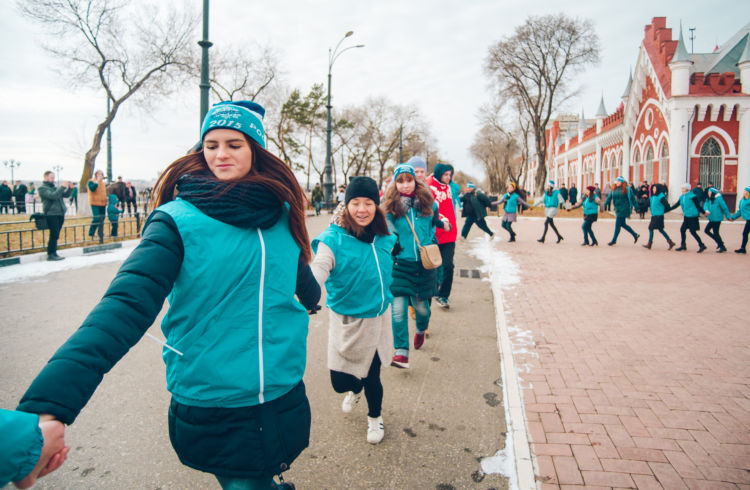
[14,418,69,489]
[441,218,451,232]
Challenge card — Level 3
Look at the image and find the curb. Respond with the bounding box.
[0,239,139,268]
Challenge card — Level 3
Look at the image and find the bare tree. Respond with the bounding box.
[18,0,198,189]
[486,13,599,194]
[205,44,278,102]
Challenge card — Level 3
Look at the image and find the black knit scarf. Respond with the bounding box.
[176,173,283,229]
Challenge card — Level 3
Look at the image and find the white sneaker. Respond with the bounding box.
[367,416,384,444]
[342,391,361,413]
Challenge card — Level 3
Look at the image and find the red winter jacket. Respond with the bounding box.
[426,175,457,244]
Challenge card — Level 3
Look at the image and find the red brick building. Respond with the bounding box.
[526,17,750,210]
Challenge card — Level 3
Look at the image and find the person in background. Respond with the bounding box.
[38,171,74,261]
[106,188,124,237]
[703,187,732,253]
[602,182,612,211]
[604,176,640,246]
[568,185,602,246]
[558,183,568,209]
[124,181,137,216]
[0,408,69,489]
[426,163,458,310]
[694,182,706,208]
[642,183,675,250]
[731,186,750,254]
[459,182,494,239]
[0,181,12,214]
[311,176,396,445]
[494,182,530,242]
[594,183,602,200]
[87,170,107,241]
[407,156,428,182]
[636,184,650,219]
[568,183,578,206]
[669,183,707,253]
[311,182,323,216]
[533,180,565,244]
[13,181,28,214]
[68,183,78,214]
[16,100,319,489]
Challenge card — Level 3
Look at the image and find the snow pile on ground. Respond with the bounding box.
[0,245,137,284]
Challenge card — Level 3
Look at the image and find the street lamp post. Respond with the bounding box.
[3,159,21,185]
[198,0,213,131]
[52,165,64,186]
[324,31,364,210]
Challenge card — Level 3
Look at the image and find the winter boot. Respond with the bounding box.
[667,239,676,250]
[642,242,652,250]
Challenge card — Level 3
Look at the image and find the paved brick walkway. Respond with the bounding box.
[485,215,750,489]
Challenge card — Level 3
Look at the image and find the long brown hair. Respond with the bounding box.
[383,174,435,218]
[340,204,390,238]
[151,137,312,262]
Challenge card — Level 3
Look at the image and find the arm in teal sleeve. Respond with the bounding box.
[0,409,42,486]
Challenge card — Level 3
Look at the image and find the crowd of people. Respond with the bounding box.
[2,99,748,489]
[0,181,36,214]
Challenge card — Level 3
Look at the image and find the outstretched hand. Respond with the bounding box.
[14,418,69,489]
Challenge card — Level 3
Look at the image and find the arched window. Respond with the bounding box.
[645,145,654,183]
[699,137,723,188]
[633,148,641,164]
[617,152,622,176]
[659,143,669,184]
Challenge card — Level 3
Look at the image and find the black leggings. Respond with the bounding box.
[704,221,724,248]
[330,354,382,418]
[501,221,515,237]
[541,217,561,239]
[680,219,704,248]
[741,220,750,250]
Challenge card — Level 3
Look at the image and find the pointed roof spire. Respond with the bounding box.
[672,23,692,63]
[578,109,586,129]
[596,95,607,118]
[740,33,750,65]
[622,69,633,98]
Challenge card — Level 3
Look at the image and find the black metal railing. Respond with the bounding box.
[0,214,142,257]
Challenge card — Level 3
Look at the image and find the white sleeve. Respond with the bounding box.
[310,242,335,286]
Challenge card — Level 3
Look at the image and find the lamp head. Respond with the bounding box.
[345,31,353,37]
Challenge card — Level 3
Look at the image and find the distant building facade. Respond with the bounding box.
[526,17,750,210]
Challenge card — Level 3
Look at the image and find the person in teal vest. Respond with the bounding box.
[642,184,676,250]
[106,190,124,237]
[731,185,750,254]
[668,183,707,253]
[532,180,565,243]
[568,186,602,246]
[0,408,69,488]
[703,187,732,253]
[311,176,397,445]
[383,164,449,369]
[494,182,530,242]
[604,176,640,246]
[16,101,319,490]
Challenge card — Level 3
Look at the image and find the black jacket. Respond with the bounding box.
[38,181,72,216]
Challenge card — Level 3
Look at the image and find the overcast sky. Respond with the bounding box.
[1,1,748,184]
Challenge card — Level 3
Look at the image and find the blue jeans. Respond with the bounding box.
[391,295,430,355]
[216,475,273,489]
[582,219,596,244]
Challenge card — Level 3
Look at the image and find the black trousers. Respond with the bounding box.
[680,217,704,247]
[330,354,382,418]
[126,199,137,215]
[46,215,65,256]
[437,241,455,299]
[704,221,724,248]
[741,220,750,250]
[461,215,493,238]
[541,217,561,239]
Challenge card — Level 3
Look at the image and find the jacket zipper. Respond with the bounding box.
[411,208,418,258]
[371,242,385,315]
[257,229,266,404]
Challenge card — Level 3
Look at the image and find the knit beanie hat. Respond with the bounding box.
[432,163,452,182]
[394,164,415,180]
[586,185,596,192]
[201,101,266,148]
[616,176,626,184]
[407,156,427,171]
[345,176,380,205]
[745,185,750,194]
[681,183,691,190]
[467,182,476,188]
[708,187,719,195]
[548,180,555,187]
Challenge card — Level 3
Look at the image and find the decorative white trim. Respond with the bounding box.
[691,126,738,156]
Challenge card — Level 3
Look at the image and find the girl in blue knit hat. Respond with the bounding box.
[311,176,397,445]
[642,184,676,250]
[532,180,565,243]
[703,187,732,253]
[730,186,750,254]
[16,101,319,489]
[568,186,603,246]
[383,164,450,369]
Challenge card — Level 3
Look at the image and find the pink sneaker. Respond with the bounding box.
[391,355,410,369]
[413,332,425,350]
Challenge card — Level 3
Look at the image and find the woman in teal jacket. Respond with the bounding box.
[16,101,319,489]
[668,183,707,253]
[311,176,396,445]
[569,186,602,246]
[642,184,675,250]
[731,185,750,254]
[532,180,565,243]
[703,187,731,253]
[495,182,530,242]
[383,164,449,369]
